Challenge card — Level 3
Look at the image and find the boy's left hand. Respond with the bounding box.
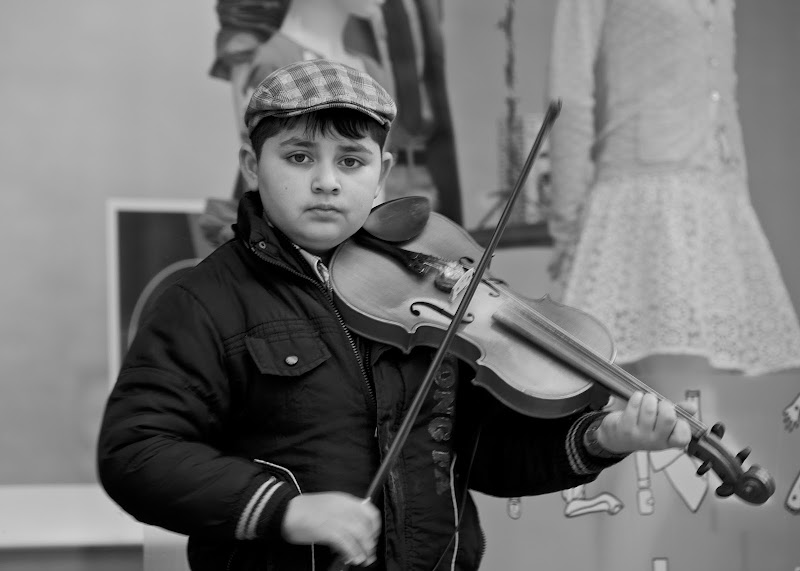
[597,392,698,454]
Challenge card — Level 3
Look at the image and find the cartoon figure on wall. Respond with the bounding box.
[785,392,800,515]
[561,484,623,518]
[787,468,800,515]
[784,392,800,433]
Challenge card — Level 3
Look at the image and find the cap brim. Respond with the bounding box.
[269,102,390,127]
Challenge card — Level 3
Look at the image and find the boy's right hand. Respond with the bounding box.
[281,492,381,567]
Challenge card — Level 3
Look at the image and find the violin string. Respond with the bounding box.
[421,254,450,272]
[487,281,706,433]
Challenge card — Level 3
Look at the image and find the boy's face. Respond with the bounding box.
[239,118,393,256]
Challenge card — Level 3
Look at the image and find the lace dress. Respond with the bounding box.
[547,0,800,374]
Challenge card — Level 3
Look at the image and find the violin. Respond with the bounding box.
[330,207,774,505]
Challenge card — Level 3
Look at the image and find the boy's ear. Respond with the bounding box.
[238,143,260,191]
[375,150,395,199]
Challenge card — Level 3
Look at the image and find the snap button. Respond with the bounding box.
[258,241,267,249]
[284,355,299,366]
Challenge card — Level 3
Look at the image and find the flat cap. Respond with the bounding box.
[244,59,397,135]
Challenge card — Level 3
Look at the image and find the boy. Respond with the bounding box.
[98,59,696,571]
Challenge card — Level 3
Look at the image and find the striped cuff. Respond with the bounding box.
[235,477,298,541]
[565,411,628,475]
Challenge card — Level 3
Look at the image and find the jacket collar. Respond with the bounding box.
[234,191,312,276]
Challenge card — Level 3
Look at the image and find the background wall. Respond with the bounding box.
[0,1,797,569]
[0,0,235,484]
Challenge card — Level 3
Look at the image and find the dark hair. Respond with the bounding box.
[249,108,389,160]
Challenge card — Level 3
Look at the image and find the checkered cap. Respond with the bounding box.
[245,59,397,135]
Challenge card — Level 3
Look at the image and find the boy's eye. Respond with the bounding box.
[340,157,362,168]
[288,153,309,164]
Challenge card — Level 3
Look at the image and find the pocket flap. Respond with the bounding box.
[245,332,331,376]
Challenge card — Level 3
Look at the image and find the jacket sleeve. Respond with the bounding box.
[459,389,625,497]
[97,282,298,542]
[545,0,607,275]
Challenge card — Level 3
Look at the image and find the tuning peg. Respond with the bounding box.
[696,460,712,476]
[710,422,725,438]
[715,483,735,498]
[735,447,751,464]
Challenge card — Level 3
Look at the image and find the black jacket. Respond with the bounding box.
[97,192,617,570]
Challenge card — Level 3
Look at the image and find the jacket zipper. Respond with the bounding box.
[248,243,377,410]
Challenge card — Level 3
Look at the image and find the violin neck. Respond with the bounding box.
[354,232,432,276]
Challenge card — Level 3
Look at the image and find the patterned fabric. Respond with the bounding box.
[563,169,800,375]
[244,58,397,134]
[547,0,800,374]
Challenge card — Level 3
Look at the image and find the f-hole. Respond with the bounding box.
[410,301,475,324]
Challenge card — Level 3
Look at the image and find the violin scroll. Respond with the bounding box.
[687,424,775,505]
[714,465,775,505]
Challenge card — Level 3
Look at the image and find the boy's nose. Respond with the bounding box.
[312,163,341,194]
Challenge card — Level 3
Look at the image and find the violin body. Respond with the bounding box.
[330,212,616,419]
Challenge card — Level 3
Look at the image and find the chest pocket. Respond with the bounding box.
[245,326,331,377]
[243,323,334,430]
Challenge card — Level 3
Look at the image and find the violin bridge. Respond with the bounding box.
[448,267,475,303]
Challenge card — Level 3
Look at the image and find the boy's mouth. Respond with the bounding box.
[308,204,341,212]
